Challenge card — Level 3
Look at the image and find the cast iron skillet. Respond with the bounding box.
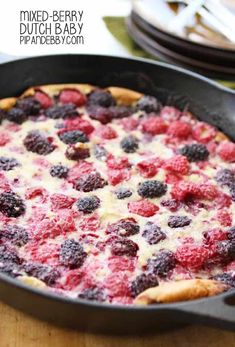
[0,54,235,334]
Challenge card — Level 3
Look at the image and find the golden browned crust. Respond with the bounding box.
[19,276,47,289]
[21,84,95,98]
[105,87,142,105]
[134,279,227,305]
[215,131,229,142]
[0,97,17,110]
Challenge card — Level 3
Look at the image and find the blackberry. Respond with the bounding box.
[0,245,21,265]
[16,97,41,115]
[74,172,107,192]
[115,187,132,199]
[228,226,235,240]
[120,135,139,153]
[217,240,235,263]
[76,195,100,214]
[136,95,160,113]
[130,273,159,297]
[110,106,132,119]
[24,263,60,285]
[0,157,20,171]
[229,184,235,201]
[0,225,29,246]
[50,164,69,178]
[110,239,139,257]
[160,199,180,212]
[78,287,106,302]
[59,239,87,268]
[87,105,112,124]
[7,107,27,124]
[65,144,90,160]
[23,130,55,155]
[215,169,235,187]
[147,250,176,277]
[0,192,26,218]
[168,215,191,228]
[0,262,21,278]
[213,273,235,288]
[107,219,140,237]
[93,144,108,160]
[59,130,88,144]
[142,222,166,245]
[87,89,116,107]
[0,108,6,124]
[138,180,167,198]
[179,143,209,162]
[45,104,78,119]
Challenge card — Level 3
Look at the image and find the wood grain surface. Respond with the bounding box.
[0,302,235,347]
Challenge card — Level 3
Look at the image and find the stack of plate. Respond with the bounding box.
[127,0,235,80]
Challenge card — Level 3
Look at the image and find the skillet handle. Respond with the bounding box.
[177,291,235,330]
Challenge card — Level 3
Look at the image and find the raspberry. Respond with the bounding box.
[160,199,181,212]
[142,222,166,245]
[59,130,88,144]
[24,263,60,285]
[23,130,55,155]
[95,125,117,139]
[192,122,216,143]
[175,243,209,269]
[65,144,90,160]
[60,239,87,268]
[106,155,131,170]
[147,250,176,277]
[25,187,48,202]
[137,157,162,178]
[50,164,69,178]
[45,104,78,119]
[0,133,11,146]
[60,269,84,290]
[217,240,235,263]
[108,256,135,272]
[76,196,100,214]
[59,89,87,106]
[93,145,108,161]
[79,214,100,231]
[87,105,112,124]
[213,273,235,287]
[74,172,107,192]
[120,135,139,153]
[105,272,131,297]
[141,116,167,135]
[214,192,231,209]
[78,287,106,302]
[0,245,21,265]
[121,117,139,131]
[128,199,159,217]
[67,161,94,184]
[0,192,26,218]
[167,121,191,138]
[203,228,228,245]
[164,155,189,175]
[63,117,94,135]
[168,215,191,228]
[137,180,167,198]
[171,182,217,201]
[0,225,29,246]
[34,90,53,109]
[130,273,159,297]
[16,97,41,115]
[110,239,139,257]
[50,194,76,211]
[107,218,139,237]
[7,108,27,124]
[218,142,235,162]
[0,157,20,171]
[87,89,116,107]
[136,95,160,113]
[108,169,130,186]
[114,187,132,199]
[110,106,132,119]
[179,143,209,162]
[216,210,232,227]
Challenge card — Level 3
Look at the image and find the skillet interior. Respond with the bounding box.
[0,54,235,334]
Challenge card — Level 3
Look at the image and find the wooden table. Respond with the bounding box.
[1,302,235,347]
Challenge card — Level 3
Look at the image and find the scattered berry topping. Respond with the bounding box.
[147,250,176,277]
[95,125,117,139]
[0,225,29,246]
[45,104,78,119]
[164,155,189,175]
[59,239,87,268]
[176,243,209,269]
[130,273,159,297]
[88,89,116,107]
[50,164,69,178]
[107,218,139,237]
[110,106,132,119]
[23,130,55,155]
[160,199,181,212]
[63,117,94,135]
[0,132,11,146]
[128,199,159,217]
[137,157,162,178]
[16,97,41,115]
[215,169,235,187]
[142,222,166,245]
[114,187,132,199]
[0,157,20,171]
[0,192,26,218]
[87,105,112,124]
[78,287,106,302]
[7,108,27,124]
[50,194,76,211]
[74,172,107,192]
[167,121,191,138]
[168,215,191,228]
[59,89,87,106]
[217,240,235,264]
[218,142,235,162]
[110,239,139,257]
[93,144,108,160]
[141,116,167,135]
[76,195,100,214]
[108,168,130,186]
[137,180,167,198]
[59,130,88,144]
[24,263,60,285]
[34,91,53,109]
[120,135,139,153]
[136,95,159,113]
[179,143,209,162]
[65,144,90,160]
[216,210,232,227]
[0,245,21,265]
[213,273,235,287]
